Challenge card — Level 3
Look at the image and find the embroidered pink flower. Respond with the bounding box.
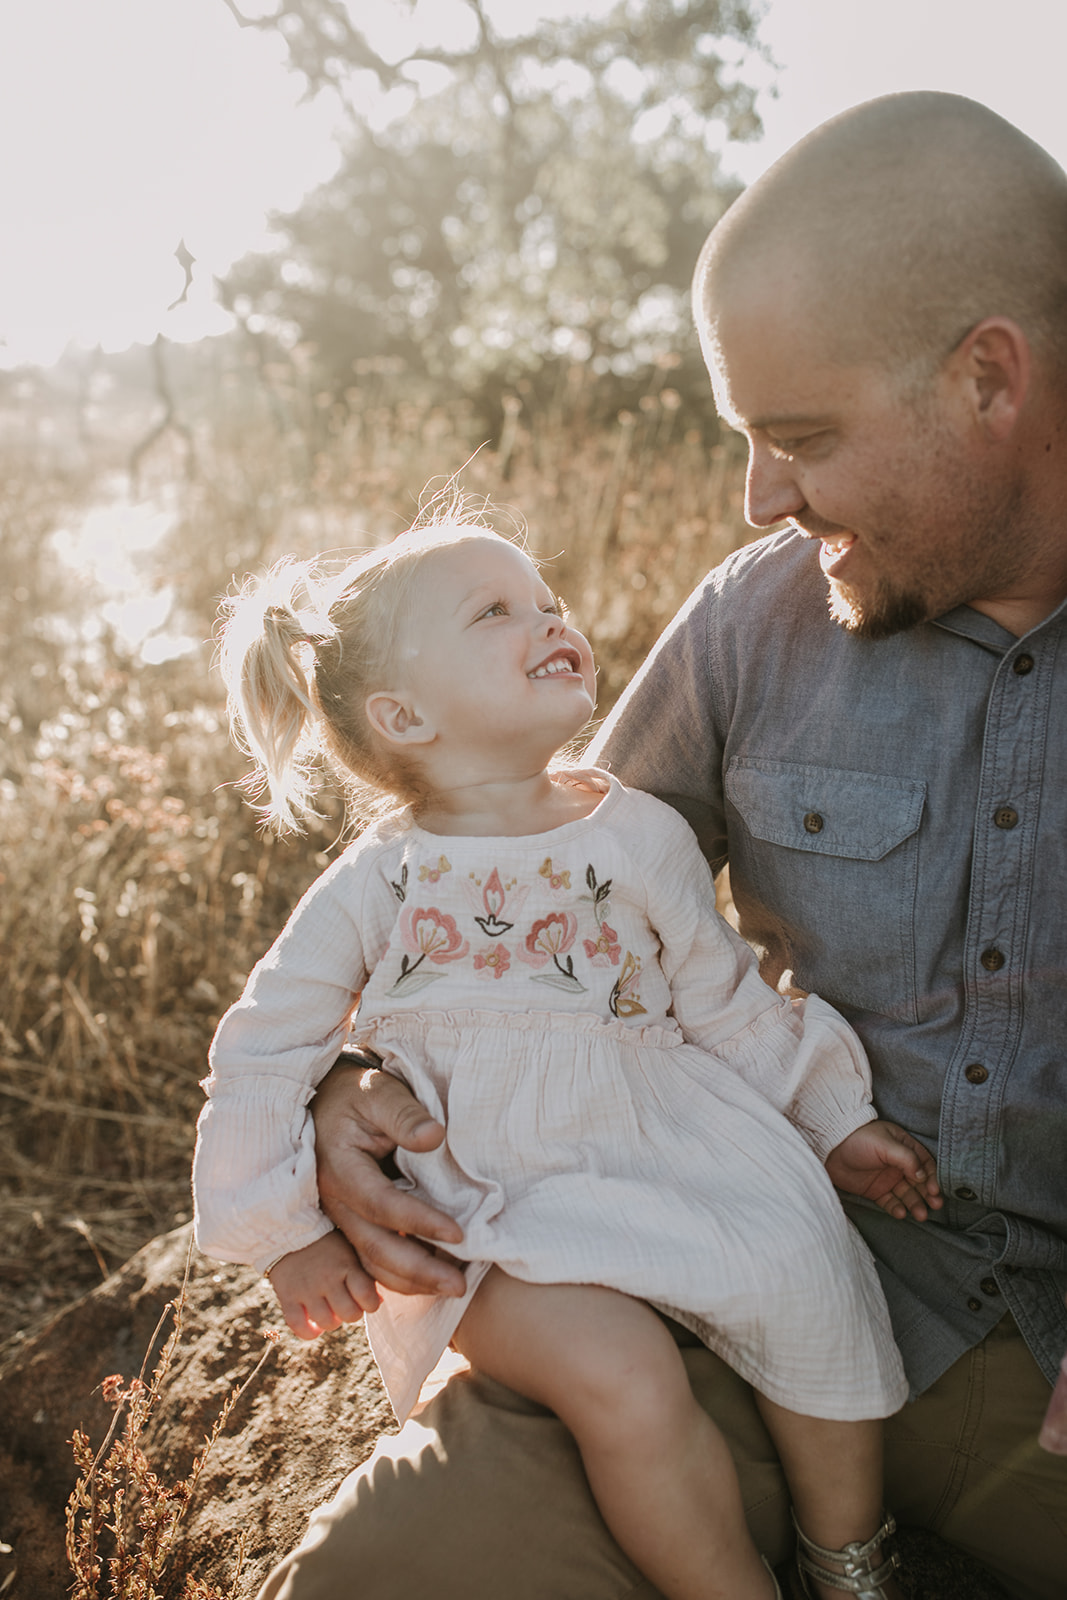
[463,865,529,935]
[539,856,571,892]
[583,922,622,966]
[398,905,469,964]
[474,943,511,980]
[518,911,578,968]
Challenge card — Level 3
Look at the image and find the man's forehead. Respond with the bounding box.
[700,267,881,428]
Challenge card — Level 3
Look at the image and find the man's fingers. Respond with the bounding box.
[319,1142,464,1244]
[349,1068,446,1152]
[330,1206,467,1297]
[343,1175,463,1242]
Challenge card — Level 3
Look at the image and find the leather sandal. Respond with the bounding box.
[763,1554,784,1597]
[793,1509,900,1598]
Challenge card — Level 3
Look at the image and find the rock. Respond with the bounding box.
[0,1224,394,1598]
[0,1224,1016,1600]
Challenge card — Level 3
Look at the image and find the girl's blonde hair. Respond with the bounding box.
[218,506,517,832]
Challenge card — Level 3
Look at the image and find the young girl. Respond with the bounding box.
[194,512,941,1600]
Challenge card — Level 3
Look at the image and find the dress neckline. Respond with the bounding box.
[407,768,618,845]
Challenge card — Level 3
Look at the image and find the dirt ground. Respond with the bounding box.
[0,1226,1016,1600]
[0,1225,395,1598]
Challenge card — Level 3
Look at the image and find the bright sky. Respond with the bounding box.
[3,0,1067,367]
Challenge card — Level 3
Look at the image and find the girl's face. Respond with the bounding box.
[392,535,596,761]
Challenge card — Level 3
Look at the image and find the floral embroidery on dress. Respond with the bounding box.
[584,922,622,966]
[461,866,530,936]
[388,906,470,996]
[582,864,613,915]
[418,855,452,883]
[390,863,408,904]
[473,943,511,980]
[580,864,620,964]
[539,856,571,892]
[610,951,647,1017]
[517,912,588,993]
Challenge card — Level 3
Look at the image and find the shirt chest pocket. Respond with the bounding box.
[724,759,926,1022]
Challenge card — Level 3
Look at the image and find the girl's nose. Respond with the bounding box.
[744,443,807,529]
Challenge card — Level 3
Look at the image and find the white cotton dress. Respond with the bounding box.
[194,772,908,1424]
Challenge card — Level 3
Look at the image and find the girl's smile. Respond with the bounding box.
[390,535,597,756]
[527,645,585,679]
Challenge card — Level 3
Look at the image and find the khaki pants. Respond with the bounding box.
[258,1315,1067,1600]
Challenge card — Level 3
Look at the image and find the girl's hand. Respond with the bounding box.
[268,1231,379,1340]
[825,1120,943,1222]
[1040,1352,1067,1455]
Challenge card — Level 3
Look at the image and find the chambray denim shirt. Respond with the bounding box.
[591,528,1067,1398]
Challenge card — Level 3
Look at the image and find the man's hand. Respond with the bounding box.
[268,1230,377,1339]
[311,1059,467,1304]
[826,1120,943,1222]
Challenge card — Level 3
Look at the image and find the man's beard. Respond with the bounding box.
[827,576,930,640]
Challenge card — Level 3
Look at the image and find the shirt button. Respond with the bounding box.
[980,1277,1000,1297]
[993,806,1018,829]
[967,1297,983,1312]
[1012,654,1034,675]
[955,1186,978,1201]
[964,1063,989,1084]
[803,812,824,834]
[980,948,1005,971]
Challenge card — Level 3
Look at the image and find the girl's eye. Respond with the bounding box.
[479,601,508,619]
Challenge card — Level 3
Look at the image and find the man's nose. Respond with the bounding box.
[744,444,806,528]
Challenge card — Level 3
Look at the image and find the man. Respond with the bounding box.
[258,93,1067,1600]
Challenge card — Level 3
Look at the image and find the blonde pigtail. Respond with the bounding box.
[218,509,528,836]
[218,561,334,832]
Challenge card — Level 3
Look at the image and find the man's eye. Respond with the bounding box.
[768,433,826,461]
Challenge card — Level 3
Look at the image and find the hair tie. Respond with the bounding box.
[264,604,314,647]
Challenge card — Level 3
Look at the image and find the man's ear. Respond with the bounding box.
[364,691,435,747]
[951,317,1031,441]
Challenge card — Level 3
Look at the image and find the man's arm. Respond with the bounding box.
[586,570,728,868]
[311,1056,467,1299]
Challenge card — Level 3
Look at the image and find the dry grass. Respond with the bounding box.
[0,363,751,1358]
[65,1256,278,1600]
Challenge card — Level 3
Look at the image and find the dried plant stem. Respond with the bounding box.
[65,1245,276,1599]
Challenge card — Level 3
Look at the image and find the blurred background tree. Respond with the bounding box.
[220,0,764,416]
[1,0,765,1349]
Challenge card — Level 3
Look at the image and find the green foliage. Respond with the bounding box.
[220,0,764,403]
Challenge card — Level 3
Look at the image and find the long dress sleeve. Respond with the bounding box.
[625,789,876,1161]
[192,844,383,1273]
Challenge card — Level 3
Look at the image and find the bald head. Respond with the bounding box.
[696,92,1067,390]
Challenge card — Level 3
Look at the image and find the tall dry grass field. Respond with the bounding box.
[0,362,751,1350]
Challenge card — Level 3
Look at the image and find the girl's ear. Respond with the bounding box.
[365,691,435,747]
